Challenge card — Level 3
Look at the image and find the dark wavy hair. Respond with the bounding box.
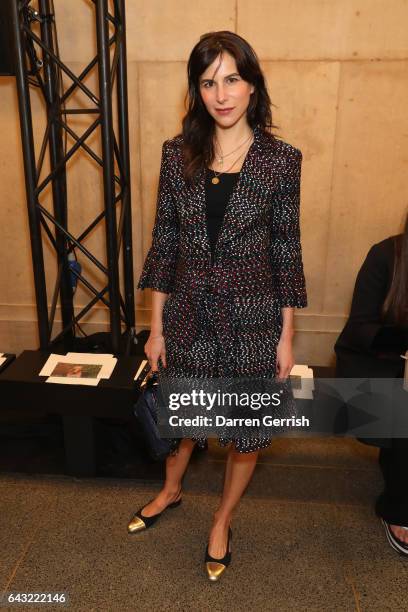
[179,31,277,184]
[383,211,408,325]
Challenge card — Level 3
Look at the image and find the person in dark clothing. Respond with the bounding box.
[335,213,408,556]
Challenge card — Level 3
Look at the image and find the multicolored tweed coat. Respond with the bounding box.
[137,124,307,381]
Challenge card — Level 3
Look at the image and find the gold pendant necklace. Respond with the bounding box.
[214,131,253,164]
[210,139,252,185]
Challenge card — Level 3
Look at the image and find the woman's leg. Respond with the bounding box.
[221,444,234,499]
[141,438,196,516]
[208,445,259,558]
[376,439,408,543]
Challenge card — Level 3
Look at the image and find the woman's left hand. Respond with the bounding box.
[276,335,294,380]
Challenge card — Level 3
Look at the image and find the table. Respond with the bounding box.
[0,350,145,476]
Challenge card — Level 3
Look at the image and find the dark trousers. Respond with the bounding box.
[375,438,408,526]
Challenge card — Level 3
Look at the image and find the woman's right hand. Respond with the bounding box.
[144,332,167,371]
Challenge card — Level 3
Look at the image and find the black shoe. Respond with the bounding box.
[205,527,232,581]
[127,493,182,533]
[381,519,408,557]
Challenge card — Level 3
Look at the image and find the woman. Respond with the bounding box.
[335,213,408,556]
[130,31,307,580]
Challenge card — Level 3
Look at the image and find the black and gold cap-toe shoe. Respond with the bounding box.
[127,497,182,534]
[205,528,232,582]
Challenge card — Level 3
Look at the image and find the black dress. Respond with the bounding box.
[205,168,239,264]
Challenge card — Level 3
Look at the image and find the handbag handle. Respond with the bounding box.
[140,367,159,389]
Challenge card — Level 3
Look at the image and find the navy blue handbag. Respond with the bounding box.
[134,369,172,462]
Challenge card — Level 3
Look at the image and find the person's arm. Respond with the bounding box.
[137,140,179,294]
[146,289,168,370]
[276,307,295,379]
[270,147,307,311]
[342,243,390,353]
[137,140,180,369]
[270,148,307,378]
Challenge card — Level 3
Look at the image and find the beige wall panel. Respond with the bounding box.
[262,61,340,312]
[52,0,97,63]
[295,330,338,367]
[127,62,144,317]
[324,61,408,315]
[238,0,408,60]
[126,0,236,61]
[0,79,35,308]
[0,321,38,354]
[136,61,187,308]
[0,318,111,354]
[53,0,236,63]
[40,0,408,63]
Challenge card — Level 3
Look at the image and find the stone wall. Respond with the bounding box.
[0,0,407,364]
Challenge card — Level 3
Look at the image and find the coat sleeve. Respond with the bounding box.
[337,242,402,353]
[137,140,179,294]
[270,148,307,308]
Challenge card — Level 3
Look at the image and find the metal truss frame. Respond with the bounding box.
[10,0,135,354]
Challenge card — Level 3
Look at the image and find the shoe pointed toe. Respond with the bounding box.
[127,493,182,534]
[204,527,232,581]
[127,515,146,533]
[206,561,227,581]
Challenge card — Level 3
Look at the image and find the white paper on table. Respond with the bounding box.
[290,365,314,384]
[45,376,100,386]
[0,357,6,367]
[66,352,114,360]
[290,364,314,399]
[290,364,313,377]
[134,359,149,381]
[39,353,117,379]
[39,354,69,377]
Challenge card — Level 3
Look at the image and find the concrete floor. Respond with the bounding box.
[1,437,407,612]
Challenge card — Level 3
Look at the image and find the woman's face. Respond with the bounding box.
[199,51,254,129]
[68,365,83,378]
